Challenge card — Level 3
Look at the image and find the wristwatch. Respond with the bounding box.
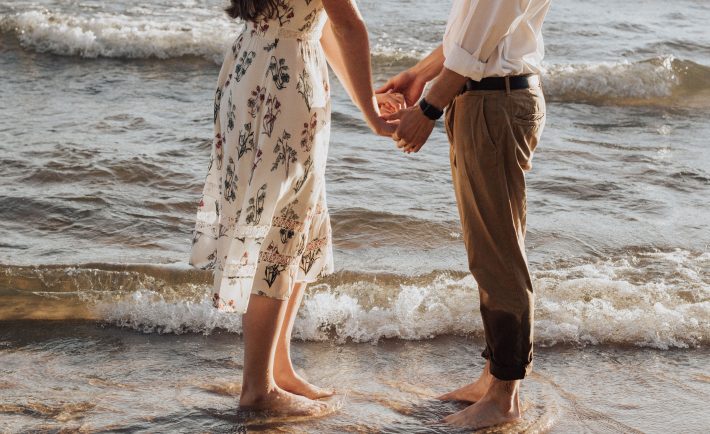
[418,98,444,121]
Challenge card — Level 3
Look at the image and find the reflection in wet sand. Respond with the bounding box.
[1,323,708,432]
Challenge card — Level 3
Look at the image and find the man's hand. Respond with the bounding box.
[376,70,426,107]
[385,106,435,153]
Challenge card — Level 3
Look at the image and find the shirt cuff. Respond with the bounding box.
[443,43,487,82]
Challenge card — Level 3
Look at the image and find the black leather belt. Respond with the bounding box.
[464,74,540,92]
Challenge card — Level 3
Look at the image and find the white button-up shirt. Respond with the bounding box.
[443,0,551,81]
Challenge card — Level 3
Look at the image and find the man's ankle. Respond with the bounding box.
[485,379,520,409]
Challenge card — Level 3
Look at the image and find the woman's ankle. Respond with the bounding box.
[273,358,297,379]
[239,381,278,405]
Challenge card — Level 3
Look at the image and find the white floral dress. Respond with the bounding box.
[190,0,333,313]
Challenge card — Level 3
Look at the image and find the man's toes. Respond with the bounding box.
[442,413,456,424]
[316,401,331,414]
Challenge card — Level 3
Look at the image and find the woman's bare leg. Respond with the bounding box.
[238,293,330,415]
[274,282,335,399]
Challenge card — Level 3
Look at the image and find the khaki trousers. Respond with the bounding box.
[445,84,546,380]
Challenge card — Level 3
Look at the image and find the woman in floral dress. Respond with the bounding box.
[190,0,401,416]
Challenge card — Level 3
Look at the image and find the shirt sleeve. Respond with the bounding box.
[443,0,527,81]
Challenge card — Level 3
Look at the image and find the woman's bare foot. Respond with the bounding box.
[275,368,335,400]
[442,378,522,429]
[437,362,492,403]
[271,282,334,400]
[239,387,331,417]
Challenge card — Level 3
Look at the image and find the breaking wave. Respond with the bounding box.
[2,249,708,349]
[2,10,709,105]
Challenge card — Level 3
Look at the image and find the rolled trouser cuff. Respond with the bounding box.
[482,348,532,381]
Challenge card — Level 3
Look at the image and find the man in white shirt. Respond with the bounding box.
[379,0,551,429]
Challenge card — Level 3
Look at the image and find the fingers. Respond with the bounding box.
[379,106,395,116]
[404,141,424,153]
[378,101,396,116]
[387,92,406,107]
[382,110,404,121]
[376,92,406,112]
[379,122,397,137]
[375,80,394,94]
[392,127,409,149]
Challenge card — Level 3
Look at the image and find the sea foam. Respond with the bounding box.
[95,249,709,349]
[3,10,708,105]
[1,10,234,63]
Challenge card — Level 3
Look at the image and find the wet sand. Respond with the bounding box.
[1,320,707,433]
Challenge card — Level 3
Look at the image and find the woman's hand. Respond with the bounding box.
[369,116,397,137]
[375,91,406,116]
[366,94,398,137]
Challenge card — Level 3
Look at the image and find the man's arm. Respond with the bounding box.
[385,66,467,153]
[443,0,527,81]
[384,1,530,153]
[421,68,468,117]
[376,45,445,106]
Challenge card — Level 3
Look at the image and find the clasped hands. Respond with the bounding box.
[373,71,435,154]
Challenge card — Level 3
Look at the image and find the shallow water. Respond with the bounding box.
[0,0,709,432]
[1,321,708,433]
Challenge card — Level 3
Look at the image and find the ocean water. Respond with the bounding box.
[0,0,709,432]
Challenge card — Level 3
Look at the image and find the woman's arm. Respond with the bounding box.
[320,1,394,136]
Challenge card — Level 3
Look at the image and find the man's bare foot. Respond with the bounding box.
[442,378,522,430]
[239,387,331,417]
[438,362,492,403]
[275,369,335,400]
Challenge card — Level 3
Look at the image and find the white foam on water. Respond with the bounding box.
[101,289,243,334]
[0,10,236,63]
[542,56,681,102]
[2,11,706,104]
[97,250,709,349]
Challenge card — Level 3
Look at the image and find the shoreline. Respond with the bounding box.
[1,321,708,433]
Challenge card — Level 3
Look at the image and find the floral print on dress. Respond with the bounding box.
[190,0,333,313]
[235,50,257,81]
[238,123,255,159]
[226,91,237,131]
[275,199,301,243]
[245,183,267,225]
[276,1,295,26]
[293,156,312,194]
[262,94,281,137]
[296,69,313,111]
[267,56,291,89]
[271,130,297,175]
[261,242,290,287]
[224,157,238,202]
[231,34,244,57]
[213,88,223,124]
[247,85,266,118]
[214,133,224,170]
[299,9,318,32]
[300,112,317,151]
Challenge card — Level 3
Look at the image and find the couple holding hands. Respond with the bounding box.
[189,0,549,429]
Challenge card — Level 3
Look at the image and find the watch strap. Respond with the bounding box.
[418,98,444,120]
